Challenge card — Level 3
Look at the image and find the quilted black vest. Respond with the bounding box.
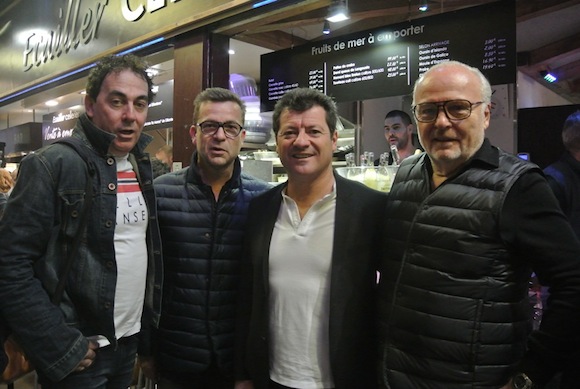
[378,150,537,389]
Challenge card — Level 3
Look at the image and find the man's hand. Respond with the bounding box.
[74,340,98,372]
[234,380,254,389]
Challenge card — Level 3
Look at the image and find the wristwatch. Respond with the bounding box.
[512,373,533,389]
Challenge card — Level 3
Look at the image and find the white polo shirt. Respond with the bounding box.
[269,185,336,389]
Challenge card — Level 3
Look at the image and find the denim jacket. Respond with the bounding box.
[0,113,163,382]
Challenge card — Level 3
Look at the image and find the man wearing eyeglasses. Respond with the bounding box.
[377,61,580,389]
[142,87,270,389]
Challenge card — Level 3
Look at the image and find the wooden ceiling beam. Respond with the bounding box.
[234,30,308,51]
[214,0,330,37]
[527,32,580,65]
[553,59,580,81]
[516,0,580,22]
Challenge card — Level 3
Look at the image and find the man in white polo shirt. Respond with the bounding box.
[235,87,387,389]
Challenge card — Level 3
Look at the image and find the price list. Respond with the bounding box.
[265,78,299,104]
[386,53,409,80]
[482,37,509,70]
[308,67,325,91]
[260,1,515,111]
[417,40,450,76]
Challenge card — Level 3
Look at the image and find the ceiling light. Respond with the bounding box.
[418,0,429,12]
[45,100,58,107]
[146,67,159,78]
[540,70,557,83]
[252,0,278,8]
[322,20,331,35]
[228,49,236,55]
[326,0,349,23]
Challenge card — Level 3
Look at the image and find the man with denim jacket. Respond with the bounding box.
[0,54,162,389]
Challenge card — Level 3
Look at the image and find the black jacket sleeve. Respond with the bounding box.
[501,170,580,386]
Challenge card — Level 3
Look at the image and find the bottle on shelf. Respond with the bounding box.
[362,151,378,190]
[390,144,401,166]
[377,152,392,192]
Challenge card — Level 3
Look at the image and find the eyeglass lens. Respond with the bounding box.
[414,100,479,122]
[198,121,242,138]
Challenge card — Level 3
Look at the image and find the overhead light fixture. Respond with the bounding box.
[253,0,278,8]
[540,70,557,83]
[322,20,331,35]
[326,0,349,23]
[228,49,236,55]
[146,67,159,78]
[418,0,429,12]
[45,100,58,107]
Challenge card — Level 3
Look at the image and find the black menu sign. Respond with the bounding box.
[260,1,515,111]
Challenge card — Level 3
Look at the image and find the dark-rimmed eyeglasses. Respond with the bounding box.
[412,99,485,123]
[197,121,243,138]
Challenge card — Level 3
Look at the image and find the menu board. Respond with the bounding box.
[260,1,515,111]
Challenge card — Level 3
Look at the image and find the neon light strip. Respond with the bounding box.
[253,0,278,8]
[117,37,164,55]
[0,63,94,104]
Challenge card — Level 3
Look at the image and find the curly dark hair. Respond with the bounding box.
[272,88,338,136]
[85,54,155,103]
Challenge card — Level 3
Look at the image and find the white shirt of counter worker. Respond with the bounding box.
[269,184,336,389]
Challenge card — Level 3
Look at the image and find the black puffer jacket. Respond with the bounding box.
[153,152,270,377]
[378,147,535,389]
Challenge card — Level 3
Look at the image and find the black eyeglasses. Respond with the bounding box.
[412,99,485,123]
[197,121,243,138]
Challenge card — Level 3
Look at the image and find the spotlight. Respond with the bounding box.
[322,20,331,35]
[540,70,557,83]
[418,0,429,12]
[326,0,349,23]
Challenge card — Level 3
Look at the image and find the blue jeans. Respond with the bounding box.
[38,335,138,389]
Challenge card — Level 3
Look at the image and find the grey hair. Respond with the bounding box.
[412,60,492,106]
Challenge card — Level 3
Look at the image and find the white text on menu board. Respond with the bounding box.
[482,37,509,70]
[332,63,385,86]
[311,25,426,56]
[418,40,450,74]
[267,80,299,101]
[386,53,409,79]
